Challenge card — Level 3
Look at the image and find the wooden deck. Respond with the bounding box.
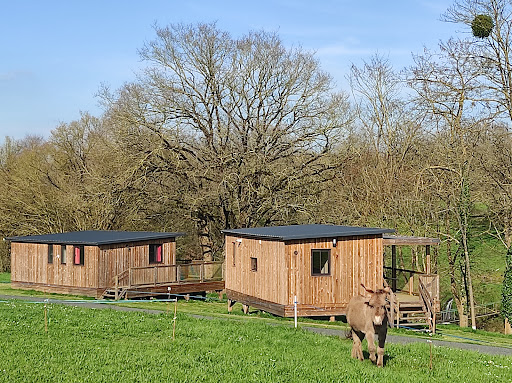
[102,261,225,299]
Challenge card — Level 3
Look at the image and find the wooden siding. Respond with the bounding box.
[10,239,177,295]
[224,235,288,305]
[286,235,383,309]
[97,240,176,289]
[11,242,99,289]
[225,234,384,316]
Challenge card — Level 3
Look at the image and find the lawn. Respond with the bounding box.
[0,272,94,301]
[0,301,511,382]
[0,272,10,284]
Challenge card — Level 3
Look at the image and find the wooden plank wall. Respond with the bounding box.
[11,239,176,291]
[98,240,176,288]
[286,235,383,308]
[10,242,99,289]
[224,235,288,305]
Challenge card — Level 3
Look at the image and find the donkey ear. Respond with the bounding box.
[361,283,374,294]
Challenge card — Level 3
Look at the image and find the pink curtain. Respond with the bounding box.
[157,245,162,263]
[74,247,81,264]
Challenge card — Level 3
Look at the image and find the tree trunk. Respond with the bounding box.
[446,231,466,327]
[463,240,477,330]
[505,318,512,335]
[196,214,214,261]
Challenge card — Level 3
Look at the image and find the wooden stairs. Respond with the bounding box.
[101,288,127,300]
[394,301,430,330]
[388,292,436,333]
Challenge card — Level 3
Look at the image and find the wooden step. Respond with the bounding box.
[101,288,127,300]
[399,309,426,315]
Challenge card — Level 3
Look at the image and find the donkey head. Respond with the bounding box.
[361,283,390,326]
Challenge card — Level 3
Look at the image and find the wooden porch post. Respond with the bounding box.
[391,245,397,292]
[426,245,431,275]
[115,276,119,301]
[388,289,395,328]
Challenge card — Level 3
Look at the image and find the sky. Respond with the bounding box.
[0,1,461,140]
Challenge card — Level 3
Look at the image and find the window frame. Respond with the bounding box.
[311,249,331,276]
[149,244,163,264]
[73,245,84,266]
[61,245,67,264]
[250,257,258,272]
[48,244,53,264]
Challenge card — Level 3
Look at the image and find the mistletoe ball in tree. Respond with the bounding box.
[472,14,494,38]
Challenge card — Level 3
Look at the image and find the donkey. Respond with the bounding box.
[346,283,391,367]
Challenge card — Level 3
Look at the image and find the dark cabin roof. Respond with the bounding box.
[222,224,394,241]
[6,231,185,246]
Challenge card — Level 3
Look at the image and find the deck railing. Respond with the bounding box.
[113,261,224,289]
[419,277,436,334]
[384,266,440,310]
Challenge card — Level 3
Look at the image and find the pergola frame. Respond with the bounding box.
[383,235,440,292]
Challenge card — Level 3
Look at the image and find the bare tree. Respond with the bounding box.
[101,23,352,259]
[345,55,429,234]
[410,38,493,328]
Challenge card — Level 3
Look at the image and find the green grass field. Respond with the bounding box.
[0,272,10,284]
[0,301,511,382]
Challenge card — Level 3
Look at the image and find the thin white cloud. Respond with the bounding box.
[0,71,33,82]
[316,44,375,57]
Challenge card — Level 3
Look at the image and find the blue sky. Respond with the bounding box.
[1,1,459,140]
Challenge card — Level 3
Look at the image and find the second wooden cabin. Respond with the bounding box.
[8,230,225,299]
[223,224,395,317]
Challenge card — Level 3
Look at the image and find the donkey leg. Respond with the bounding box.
[366,331,377,363]
[351,330,364,361]
[377,329,387,367]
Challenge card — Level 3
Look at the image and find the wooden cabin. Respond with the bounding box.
[8,230,185,298]
[223,224,395,317]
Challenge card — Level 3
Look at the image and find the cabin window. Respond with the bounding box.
[73,245,84,266]
[311,249,330,276]
[61,245,67,264]
[48,244,53,264]
[250,257,258,272]
[149,244,163,264]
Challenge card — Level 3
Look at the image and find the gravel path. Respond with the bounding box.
[1,294,511,357]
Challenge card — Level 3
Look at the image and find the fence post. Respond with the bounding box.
[115,275,119,300]
[154,266,157,286]
[409,273,414,295]
[129,268,132,288]
[391,245,397,292]
[200,263,204,282]
[177,265,181,283]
